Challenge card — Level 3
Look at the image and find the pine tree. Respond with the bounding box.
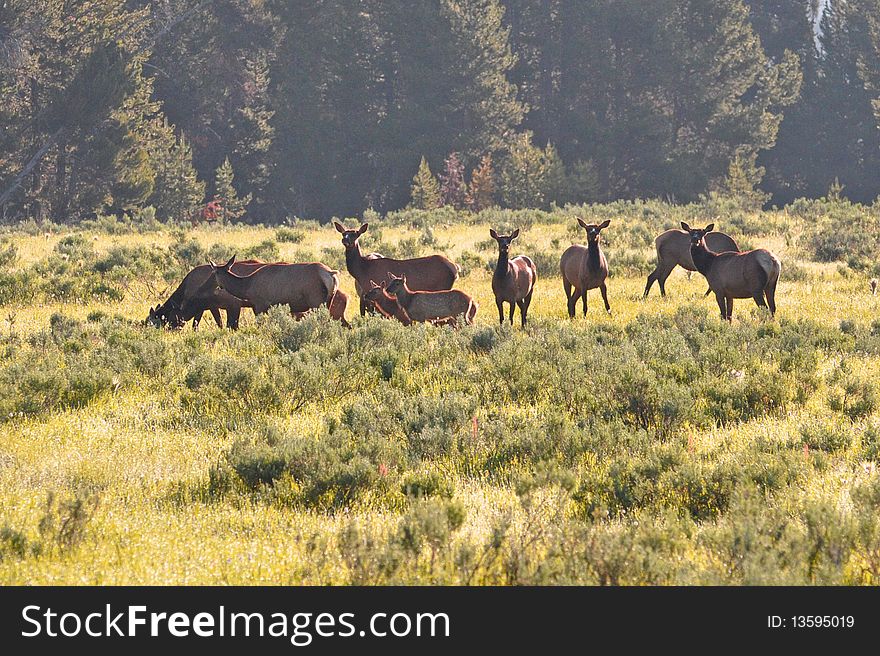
[721,151,771,210]
[498,132,551,209]
[467,154,496,212]
[214,157,251,223]
[409,157,441,210]
[439,152,468,210]
[148,124,205,222]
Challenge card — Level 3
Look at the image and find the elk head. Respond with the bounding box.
[681,222,715,248]
[333,221,369,250]
[384,273,407,297]
[490,228,520,255]
[577,218,610,244]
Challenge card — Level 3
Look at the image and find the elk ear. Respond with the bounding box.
[369,280,379,289]
[333,220,345,233]
[358,223,369,235]
[704,223,715,233]
[680,221,691,231]
[224,254,236,269]
[489,228,499,240]
[598,220,610,230]
[577,217,589,229]
[511,228,520,239]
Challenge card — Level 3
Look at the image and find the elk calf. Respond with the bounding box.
[644,229,739,297]
[385,273,477,326]
[682,222,781,321]
[363,281,413,325]
[560,218,611,318]
[490,228,537,327]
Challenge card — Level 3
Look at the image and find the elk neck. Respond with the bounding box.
[587,238,602,272]
[214,268,250,299]
[345,242,367,278]
[494,249,510,279]
[690,241,716,276]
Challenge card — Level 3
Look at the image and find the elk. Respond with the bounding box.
[146,259,264,330]
[292,289,351,328]
[209,254,339,317]
[362,281,413,325]
[682,222,781,321]
[490,228,537,327]
[871,278,878,295]
[644,228,740,297]
[560,218,611,318]
[333,221,458,315]
[385,273,477,326]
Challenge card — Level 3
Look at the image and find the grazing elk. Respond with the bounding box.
[644,228,740,297]
[490,228,537,327]
[146,259,264,330]
[560,218,611,318]
[209,254,340,317]
[333,222,459,315]
[362,281,413,325]
[385,273,477,326]
[682,222,781,321]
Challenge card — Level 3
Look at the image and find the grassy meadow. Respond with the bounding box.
[1,199,880,584]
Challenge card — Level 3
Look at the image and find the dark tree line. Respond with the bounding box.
[2,0,880,224]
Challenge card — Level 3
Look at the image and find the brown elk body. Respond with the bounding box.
[385,274,477,326]
[362,282,413,325]
[644,229,740,297]
[682,222,781,321]
[490,228,537,327]
[146,259,264,330]
[333,222,458,315]
[560,219,611,318]
[210,254,339,316]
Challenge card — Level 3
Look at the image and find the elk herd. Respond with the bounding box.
[147,217,784,331]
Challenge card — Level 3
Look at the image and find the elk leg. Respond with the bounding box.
[765,280,778,316]
[210,307,223,328]
[715,292,726,321]
[508,301,515,325]
[227,306,241,330]
[520,290,533,327]
[192,311,203,331]
[360,296,369,316]
[752,291,768,312]
[656,263,675,297]
[581,290,588,317]
[496,299,505,325]
[567,286,578,319]
[725,297,734,322]
[600,283,611,313]
[644,270,657,297]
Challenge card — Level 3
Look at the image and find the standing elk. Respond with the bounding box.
[644,228,740,297]
[385,273,477,326]
[209,254,340,318]
[490,228,537,327]
[333,221,459,315]
[560,218,611,318]
[146,259,264,330]
[362,281,413,325]
[682,222,781,321]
